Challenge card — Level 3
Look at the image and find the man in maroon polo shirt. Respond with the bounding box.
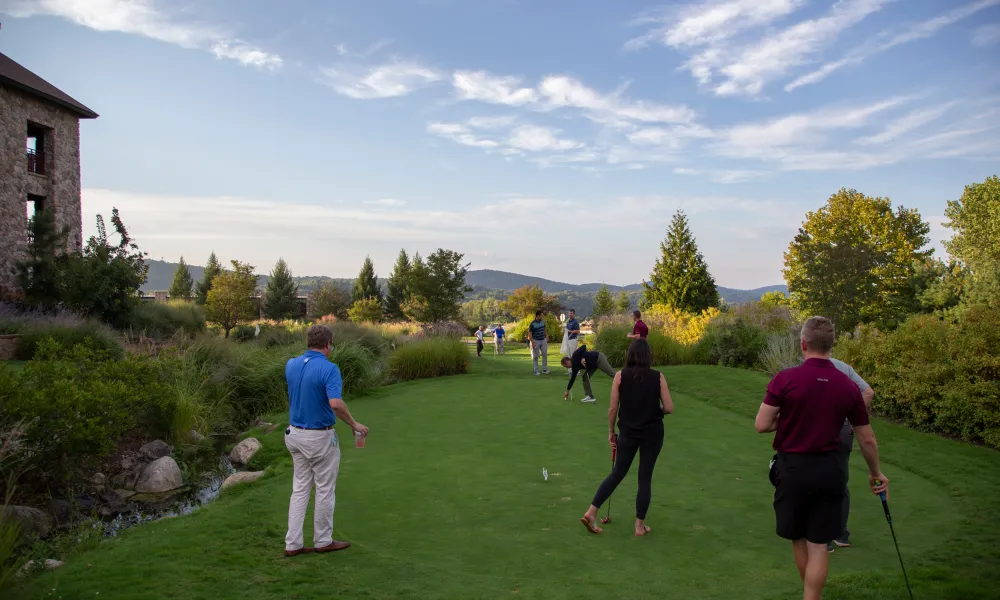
[755,316,888,600]
[627,310,648,340]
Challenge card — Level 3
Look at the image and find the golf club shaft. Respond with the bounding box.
[879,491,915,600]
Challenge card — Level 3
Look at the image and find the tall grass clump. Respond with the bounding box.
[330,321,385,355]
[388,338,468,381]
[127,301,206,340]
[329,341,384,394]
[758,331,802,375]
[0,303,122,360]
[510,314,564,347]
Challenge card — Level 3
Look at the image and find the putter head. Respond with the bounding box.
[600,516,612,524]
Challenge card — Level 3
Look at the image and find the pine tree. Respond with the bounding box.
[616,291,631,314]
[263,258,300,319]
[384,249,411,320]
[592,284,615,318]
[195,252,223,305]
[16,207,69,310]
[352,256,383,303]
[168,256,194,301]
[642,210,719,313]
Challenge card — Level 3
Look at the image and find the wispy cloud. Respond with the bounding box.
[363,198,407,207]
[786,0,1000,91]
[626,0,805,50]
[972,22,1000,46]
[453,71,538,106]
[318,61,443,99]
[673,167,769,183]
[854,103,955,145]
[506,125,582,152]
[427,121,500,148]
[4,0,283,70]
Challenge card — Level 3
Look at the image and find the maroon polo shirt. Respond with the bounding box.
[764,358,870,453]
[632,320,649,339]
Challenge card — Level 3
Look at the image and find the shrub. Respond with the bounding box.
[257,326,301,348]
[645,304,719,344]
[329,321,384,355]
[758,331,802,375]
[0,304,123,361]
[231,324,257,343]
[510,314,563,347]
[836,306,1000,448]
[703,316,769,369]
[347,297,384,324]
[388,338,468,381]
[329,341,384,394]
[127,301,206,340]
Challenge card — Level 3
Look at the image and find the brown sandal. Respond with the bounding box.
[635,525,651,537]
[580,517,602,534]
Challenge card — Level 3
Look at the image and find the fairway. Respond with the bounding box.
[19,348,1000,600]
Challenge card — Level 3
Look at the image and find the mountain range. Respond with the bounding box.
[143,261,786,310]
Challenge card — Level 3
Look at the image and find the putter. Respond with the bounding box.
[600,444,617,524]
[876,481,915,600]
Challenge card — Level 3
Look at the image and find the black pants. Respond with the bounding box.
[476,340,483,356]
[592,431,664,520]
[837,421,855,541]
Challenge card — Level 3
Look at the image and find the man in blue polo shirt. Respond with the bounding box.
[283,325,369,558]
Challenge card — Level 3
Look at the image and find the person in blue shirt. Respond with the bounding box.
[529,310,549,375]
[283,325,369,558]
[494,324,506,355]
[563,309,581,373]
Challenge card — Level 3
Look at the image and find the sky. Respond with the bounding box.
[1,0,998,289]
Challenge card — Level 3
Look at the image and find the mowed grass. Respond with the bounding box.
[17,348,1000,599]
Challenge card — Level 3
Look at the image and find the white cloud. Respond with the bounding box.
[363,198,407,207]
[972,22,1000,46]
[854,103,955,145]
[787,0,1000,91]
[506,125,582,152]
[319,61,443,99]
[672,167,769,183]
[4,0,282,70]
[453,71,538,106]
[427,122,499,148]
[626,0,805,50]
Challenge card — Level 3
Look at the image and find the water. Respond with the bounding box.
[99,455,237,538]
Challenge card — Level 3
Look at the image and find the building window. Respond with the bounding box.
[26,123,47,175]
[26,194,45,242]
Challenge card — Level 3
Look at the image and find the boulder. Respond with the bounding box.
[44,559,63,570]
[0,505,51,539]
[140,440,172,461]
[89,472,107,489]
[135,457,183,494]
[187,429,205,443]
[222,471,265,490]
[229,438,262,466]
[49,499,72,525]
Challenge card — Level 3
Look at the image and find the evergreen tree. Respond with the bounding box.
[263,258,300,319]
[403,250,470,322]
[592,284,615,318]
[642,210,719,313]
[384,249,411,320]
[195,252,223,305]
[16,207,69,310]
[352,256,383,303]
[616,291,632,314]
[168,256,194,301]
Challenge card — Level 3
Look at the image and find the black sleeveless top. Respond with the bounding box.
[617,368,665,439]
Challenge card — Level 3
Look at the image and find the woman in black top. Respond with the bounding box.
[580,339,674,536]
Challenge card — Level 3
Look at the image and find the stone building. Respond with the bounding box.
[0,51,98,297]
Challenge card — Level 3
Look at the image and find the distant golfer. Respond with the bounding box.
[754,317,888,600]
[561,344,615,403]
[580,339,673,536]
[494,323,506,355]
[627,310,648,340]
[565,309,581,355]
[828,358,875,552]
[475,325,485,358]
[529,310,549,375]
[284,325,369,557]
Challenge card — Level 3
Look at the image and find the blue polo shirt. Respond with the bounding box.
[566,318,580,340]
[495,326,505,339]
[286,350,342,429]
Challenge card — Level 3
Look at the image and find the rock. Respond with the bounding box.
[140,440,172,461]
[89,472,107,489]
[229,438,262,465]
[120,453,141,472]
[44,559,63,570]
[222,471,265,490]
[187,429,205,443]
[0,506,51,539]
[263,423,280,434]
[113,489,137,500]
[135,457,183,494]
[49,499,72,524]
[99,489,126,512]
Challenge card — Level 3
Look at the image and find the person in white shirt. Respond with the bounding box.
[475,325,485,357]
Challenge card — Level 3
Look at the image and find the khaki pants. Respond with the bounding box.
[565,337,579,359]
[532,339,548,373]
[581,353,616,397]
[494,338,505,354]
[285,427,341,551]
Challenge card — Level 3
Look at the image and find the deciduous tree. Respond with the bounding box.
[783,188,931,332]
[642,210,719,314]
[501,284,561,319]
[206,260,257,338]
[308,283,350,319]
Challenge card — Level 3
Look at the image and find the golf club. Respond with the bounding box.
[876,481,915,600]
[600,443,617,524]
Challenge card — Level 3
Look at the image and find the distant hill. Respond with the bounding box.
[143,261,786,312]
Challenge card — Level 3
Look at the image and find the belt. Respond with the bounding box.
[291,425,333,431]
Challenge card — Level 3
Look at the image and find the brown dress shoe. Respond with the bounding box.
[315,540,351,553]
[284,547,314,558]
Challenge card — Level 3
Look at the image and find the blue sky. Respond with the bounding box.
[1,0,998,288]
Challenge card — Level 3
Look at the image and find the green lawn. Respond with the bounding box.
[18,348,1000,599]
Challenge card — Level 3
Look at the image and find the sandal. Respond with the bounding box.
[635,525,651,537]
[580,517,602,534]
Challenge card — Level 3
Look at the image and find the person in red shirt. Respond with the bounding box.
[627,310,648,340]
[754,316,888,600]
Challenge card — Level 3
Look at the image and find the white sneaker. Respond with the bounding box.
[534,371,541,376]
[581,396,596,403]
[542,369,550,375]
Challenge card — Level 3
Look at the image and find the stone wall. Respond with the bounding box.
[0,335,21,361]
[0,85,83,297]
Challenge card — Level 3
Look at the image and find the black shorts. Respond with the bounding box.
[773,452,846,544]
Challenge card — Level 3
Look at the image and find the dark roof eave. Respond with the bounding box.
[0,77,99,119]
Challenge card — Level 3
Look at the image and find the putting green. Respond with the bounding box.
[18,349,1000,599]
